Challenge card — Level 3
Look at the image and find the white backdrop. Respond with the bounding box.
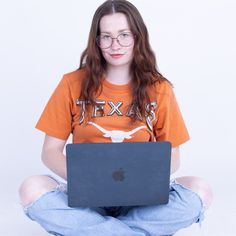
[0,1,236,235]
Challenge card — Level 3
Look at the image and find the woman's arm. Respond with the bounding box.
[41,135,180,178]
[41,135,67,180]
[170,146,180,174]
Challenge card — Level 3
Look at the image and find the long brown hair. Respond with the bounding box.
[79,0,169,121]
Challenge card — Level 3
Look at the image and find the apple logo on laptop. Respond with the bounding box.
[112,168,125,181]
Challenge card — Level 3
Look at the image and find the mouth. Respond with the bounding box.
[110,54,124,59]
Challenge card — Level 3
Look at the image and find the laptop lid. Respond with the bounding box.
[66,141,171,208]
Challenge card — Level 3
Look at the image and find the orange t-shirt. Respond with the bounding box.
[36,69,189,147]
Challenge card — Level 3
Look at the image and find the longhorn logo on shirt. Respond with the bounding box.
[88,122,147,143]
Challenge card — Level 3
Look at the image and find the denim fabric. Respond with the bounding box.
[23,177,204,236]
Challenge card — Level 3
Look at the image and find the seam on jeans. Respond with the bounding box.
[130,226,150,236]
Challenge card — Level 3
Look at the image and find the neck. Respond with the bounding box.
[105,65,132,85]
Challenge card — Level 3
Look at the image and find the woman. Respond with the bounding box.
[19,0,213,235]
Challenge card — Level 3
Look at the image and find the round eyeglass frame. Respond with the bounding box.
[96,32,135,49]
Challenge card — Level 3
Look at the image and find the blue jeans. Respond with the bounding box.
[23,177,204,236]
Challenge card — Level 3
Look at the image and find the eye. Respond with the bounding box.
[100,35,111,40]
[120,33,130,37]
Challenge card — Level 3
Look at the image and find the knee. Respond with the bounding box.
[175,176,213,209]
[18,175,58,206]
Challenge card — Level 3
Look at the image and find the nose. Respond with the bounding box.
[111,38,121,50]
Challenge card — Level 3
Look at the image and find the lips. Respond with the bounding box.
[110,54,124,59]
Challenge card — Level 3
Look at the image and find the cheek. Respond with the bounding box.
[101,50,110,59]
[126,46,134,58]
[127,43,134,54]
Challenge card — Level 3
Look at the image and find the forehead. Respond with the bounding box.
[99,13,130,34]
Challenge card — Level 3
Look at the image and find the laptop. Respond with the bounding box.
[66,141,171,208]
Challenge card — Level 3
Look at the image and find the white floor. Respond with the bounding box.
[1,173,235,236]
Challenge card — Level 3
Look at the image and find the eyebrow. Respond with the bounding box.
[100,29,131,34]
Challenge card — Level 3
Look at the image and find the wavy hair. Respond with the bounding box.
[79,0,170,120]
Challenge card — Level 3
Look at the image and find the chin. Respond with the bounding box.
[107,59,132,68]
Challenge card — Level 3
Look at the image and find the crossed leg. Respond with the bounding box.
[19,175,213,236]
[175,176,213,209]
[19,175,146,236]
[117,176,213,235]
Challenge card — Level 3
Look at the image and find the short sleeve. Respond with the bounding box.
[35,75,73,140]
[153,83,190,147]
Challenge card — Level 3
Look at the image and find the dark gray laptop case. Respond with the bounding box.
[66,141,171,207]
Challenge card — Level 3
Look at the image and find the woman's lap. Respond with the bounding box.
[22,175,204,236]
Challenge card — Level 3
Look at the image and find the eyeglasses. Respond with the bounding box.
[96,32,134,49]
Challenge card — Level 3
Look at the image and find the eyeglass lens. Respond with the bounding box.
[97,32,133,49]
